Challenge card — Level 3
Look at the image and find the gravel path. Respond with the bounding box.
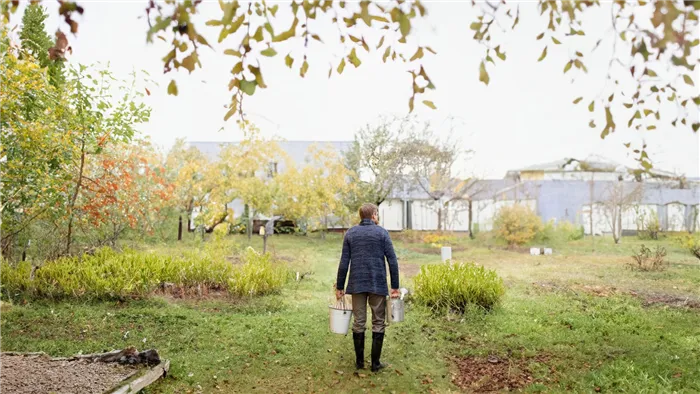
[1,354,139,394]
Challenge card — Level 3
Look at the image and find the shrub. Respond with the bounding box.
[228,247,289,297]
[537,220,584,243]
[637,215,661,240]
[679,235,700,261]
[493,205,543,246]
[413,261,505,312]
[422,232,457,248]
[628,244,668,272]
[1,246,288,301]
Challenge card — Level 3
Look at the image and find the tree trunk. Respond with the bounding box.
[263,234,268,253]
[245,204,252,242]
[178,215,183,241]
[437,206,443,232]
[468,199,474,239]
[589,175,595,252]
[616,205,623,244]
[65,144,86,255]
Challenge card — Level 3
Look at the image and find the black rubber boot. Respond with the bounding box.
[371,332,386,372]
[352,332,365,369]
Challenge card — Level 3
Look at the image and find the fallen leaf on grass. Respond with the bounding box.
[335,370,344,375]
[673,373,682,378]
[394,369,403,376]
[354,372,367,378]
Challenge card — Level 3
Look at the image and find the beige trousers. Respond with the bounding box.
[351,293,386,333]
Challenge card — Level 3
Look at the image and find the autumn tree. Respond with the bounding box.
[281,143,354,238]
[165,139,211,239]
[343,116,414,210]
[0,37,73,259]
[216,122,292,240]
[62,65,151,254]
[19,3,65,88]
[600,182,643,244]
[403,124,483,232]
[2,1,697,171]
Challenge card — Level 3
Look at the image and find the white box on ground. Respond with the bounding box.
[530,248,541,256]
[441,246,452,262]
[544,248,553,255]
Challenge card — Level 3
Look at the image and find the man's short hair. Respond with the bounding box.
[359,203,378,220]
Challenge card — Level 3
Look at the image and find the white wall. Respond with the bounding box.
[410,200,439,231]
[379,200,404,231]
[445,200,471,231]
[622,204,658,231]
[581,203,609,235]
[666,203,686,232]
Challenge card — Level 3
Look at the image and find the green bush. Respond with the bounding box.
[537,220,585,243]
[493,205,543,246]
[228,247,289,297]
[1,246,288,301]
[413,261,505,312]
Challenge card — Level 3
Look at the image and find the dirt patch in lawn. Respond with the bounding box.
[399,263,421,277]
[452,354,553,393]
[533,282,700,310]
[1,353,139,394]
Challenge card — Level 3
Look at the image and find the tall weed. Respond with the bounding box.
[413,261,505,313]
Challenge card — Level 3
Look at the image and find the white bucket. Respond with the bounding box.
[390,299,405,323]
[329,306,352,335]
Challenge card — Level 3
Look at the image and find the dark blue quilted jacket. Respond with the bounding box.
[336,219,399,296]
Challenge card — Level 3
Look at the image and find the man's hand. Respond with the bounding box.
[390,289,400,299]
[336,289,345,300]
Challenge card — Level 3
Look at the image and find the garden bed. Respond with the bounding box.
[1,349,168,394]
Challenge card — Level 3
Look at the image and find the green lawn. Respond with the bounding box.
[2,234,699,393]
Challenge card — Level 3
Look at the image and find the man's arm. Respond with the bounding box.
[336,233,351,291]
[384,231,400,292]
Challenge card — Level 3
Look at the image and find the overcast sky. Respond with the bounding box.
[13,1,699,179]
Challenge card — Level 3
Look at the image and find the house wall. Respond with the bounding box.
[409,200,440,231]
[666,203,686,232]
[445,200,471,231]
[378,200,404,231]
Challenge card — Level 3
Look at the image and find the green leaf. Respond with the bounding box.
[623,103,633,108]
[422,100,437,110]
[269,4,279,16]
[337,58,346,74]
[253,26,265,42]
[573,97,583,104]
[300,60,309,77]
[646,125,656,130]
[536,32,544,40]
[495,46,506,61]
[249,65,267,88]
[692,123,700,132]
[479,61,489,86]
[564,61,572,73]
[206,19,223,27]
[643,109,654,117]
[239,79,257,95]
[167,80,178,96]
[398,12,411,36]
[426,47,437,55]
[410,47,424,61]
[683,74,695,86]
[408,96,415,112]
[588,101,594,112]
[382,46,391,63]
[537,46,548,62]
[273,17,298,42]
[260,47,277,57]
[589,120,596,128]
[349,48,361,67]
[224,99,238,121]
[376,36,385,49]
[224,49,242,57]
[285,54,294,68]
[551,36,561,45]
[645,68,657,77]
[470,22,482,31]
[181,53,198,73]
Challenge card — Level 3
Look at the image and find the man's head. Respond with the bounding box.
[359,203,379,224]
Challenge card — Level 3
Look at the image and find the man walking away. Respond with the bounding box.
[336,203,400,372]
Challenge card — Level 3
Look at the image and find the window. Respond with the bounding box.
[268,161,278,178]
